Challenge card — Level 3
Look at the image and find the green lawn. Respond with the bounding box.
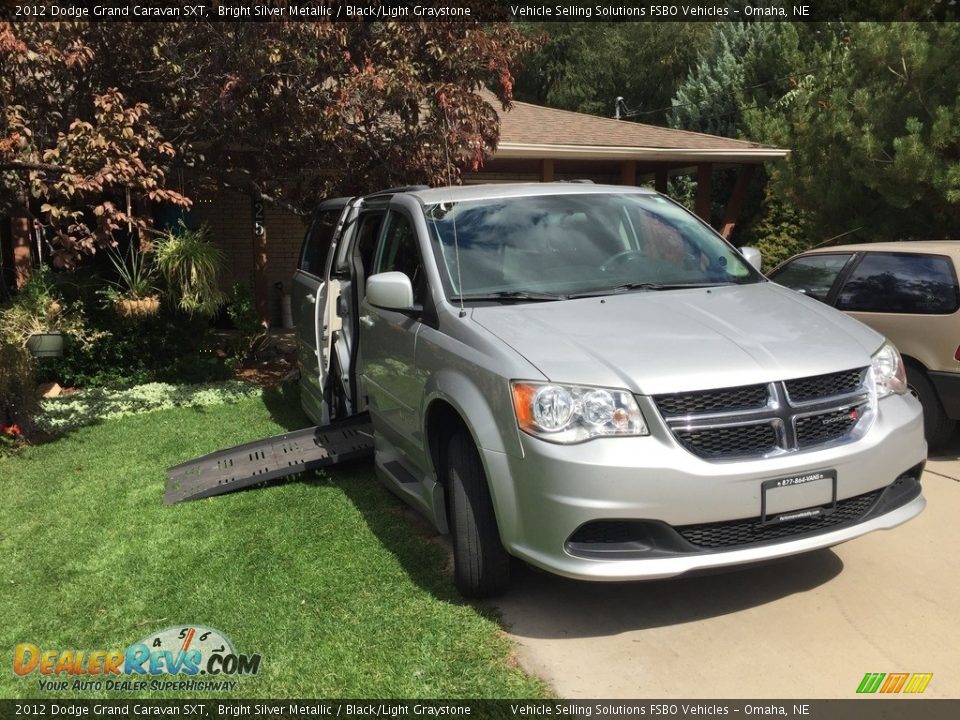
[0,387,545,699]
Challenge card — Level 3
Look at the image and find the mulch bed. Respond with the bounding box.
[234,357,297,387]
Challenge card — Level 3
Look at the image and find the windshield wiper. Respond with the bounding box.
[567,282,733,298]
[451,290,568,303]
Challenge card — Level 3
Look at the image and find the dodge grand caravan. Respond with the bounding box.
[292,183,926,597]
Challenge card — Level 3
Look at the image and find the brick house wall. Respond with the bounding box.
[191,187,307,326]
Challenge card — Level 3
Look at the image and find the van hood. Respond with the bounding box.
[470,282,884,395]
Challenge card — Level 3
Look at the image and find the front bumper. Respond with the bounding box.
[483,392,926,581]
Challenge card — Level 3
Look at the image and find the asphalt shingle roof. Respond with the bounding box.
[481,90,788,162]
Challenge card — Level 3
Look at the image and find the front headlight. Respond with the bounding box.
[511,381,649,443]
[871,341,908,398]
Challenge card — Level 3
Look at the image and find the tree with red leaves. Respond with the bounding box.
[1,16,538,268]
[0,23,190,269]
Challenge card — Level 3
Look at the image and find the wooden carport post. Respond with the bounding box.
[694,163,713,225]
[654,168,669,194]
[719,164,757,240]
[250,189,269,327]
[540,159,554,182]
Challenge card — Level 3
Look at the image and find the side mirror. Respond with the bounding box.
[366,272,414,311]
[740,246,762,271]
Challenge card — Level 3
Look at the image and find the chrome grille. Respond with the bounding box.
[653,367,870,461]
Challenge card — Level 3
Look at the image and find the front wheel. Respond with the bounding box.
[447,430,510,598]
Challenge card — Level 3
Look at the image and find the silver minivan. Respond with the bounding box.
[292,184,926,597]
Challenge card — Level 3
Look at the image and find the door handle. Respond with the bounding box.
[306,294,316,304]
[360,315,374,328]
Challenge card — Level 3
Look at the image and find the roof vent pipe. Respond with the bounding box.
[614,97,625,120]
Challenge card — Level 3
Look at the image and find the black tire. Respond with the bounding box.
[447,430,510,598]
[906,364,956,449]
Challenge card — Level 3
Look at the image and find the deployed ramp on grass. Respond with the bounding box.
[165,415,374,504]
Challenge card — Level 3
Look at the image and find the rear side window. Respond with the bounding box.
[770,254,852,302]
[299,209,341,276]
[836,252,959,314]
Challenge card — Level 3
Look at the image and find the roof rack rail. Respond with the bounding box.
[556,179,595,184]
[366,185,430,197]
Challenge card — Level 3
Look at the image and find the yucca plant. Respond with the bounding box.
[153,224,225,317]
[106,243,157,299]
[102,243,160,318]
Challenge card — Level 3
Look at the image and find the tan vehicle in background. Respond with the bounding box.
[770,241,960,447]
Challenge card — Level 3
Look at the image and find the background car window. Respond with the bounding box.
[836,252,959,314]
[770,254,851,302]
[374,213,426,304]
[299,209,340,276]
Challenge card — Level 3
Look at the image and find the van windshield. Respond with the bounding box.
[424,193,761,300]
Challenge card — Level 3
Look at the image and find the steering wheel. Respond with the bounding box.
[600,250,646,273]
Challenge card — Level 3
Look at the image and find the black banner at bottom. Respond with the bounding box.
[2,700,959,720]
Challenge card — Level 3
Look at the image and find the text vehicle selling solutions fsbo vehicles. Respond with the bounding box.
[290,183,926,597]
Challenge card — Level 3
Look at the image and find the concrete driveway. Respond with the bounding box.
[494,438,960,699]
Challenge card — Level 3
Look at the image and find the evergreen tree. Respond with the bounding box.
[746,22,960,242]
[515,23,711,124]
[668,23,802,138]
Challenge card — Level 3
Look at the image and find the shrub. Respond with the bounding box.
[0,266,101,426]
[741,187,815,271]
[38,303,229,389]
[35,261,231,389]
[225,283,268,371]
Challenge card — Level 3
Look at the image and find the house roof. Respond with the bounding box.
[484,91,789,164]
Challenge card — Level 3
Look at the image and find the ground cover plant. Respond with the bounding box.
[0,388,545,699]
[32,380,261,434]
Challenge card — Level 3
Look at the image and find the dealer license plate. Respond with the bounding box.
[761,469,837,526]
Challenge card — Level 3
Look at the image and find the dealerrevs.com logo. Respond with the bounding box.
[856,672,933,694]
[14,625,261,692]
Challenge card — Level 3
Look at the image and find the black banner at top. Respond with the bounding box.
[1,0,958,23]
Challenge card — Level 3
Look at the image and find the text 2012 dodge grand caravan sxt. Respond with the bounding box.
[292,183,926,597]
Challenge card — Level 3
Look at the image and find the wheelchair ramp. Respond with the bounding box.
[165,415,374,504]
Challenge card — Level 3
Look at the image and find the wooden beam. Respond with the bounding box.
[620,160,637,186]
[695,163,713,225]
[539,159,554,182]
[654,168,668,194]
[719,164,757,240]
